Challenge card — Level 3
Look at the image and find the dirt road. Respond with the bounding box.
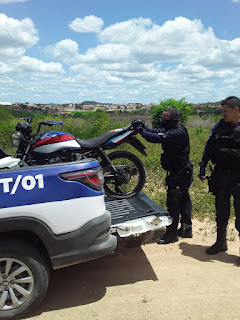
[27,219,240,320]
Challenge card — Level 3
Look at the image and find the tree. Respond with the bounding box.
[151,98,193,128]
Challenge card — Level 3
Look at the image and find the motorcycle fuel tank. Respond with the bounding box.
[31,130,80,154]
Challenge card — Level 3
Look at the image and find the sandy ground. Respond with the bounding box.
[27,219,240,320]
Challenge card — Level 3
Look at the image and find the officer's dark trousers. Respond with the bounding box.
[212,172,240,235]
[165,172,193,234]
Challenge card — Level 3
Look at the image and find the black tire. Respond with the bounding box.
[0,238,50,320]
[101,150,146,199]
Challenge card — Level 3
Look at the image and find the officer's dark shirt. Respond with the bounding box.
[201,119,240,169]
[137,123,190,172]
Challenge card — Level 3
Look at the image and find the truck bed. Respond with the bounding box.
[105,191,168,225]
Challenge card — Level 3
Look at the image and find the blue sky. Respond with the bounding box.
[0,0,240,104]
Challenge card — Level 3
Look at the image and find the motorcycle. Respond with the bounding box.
[7,116,147,199]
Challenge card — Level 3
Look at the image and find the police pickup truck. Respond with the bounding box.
[0,155,171,319]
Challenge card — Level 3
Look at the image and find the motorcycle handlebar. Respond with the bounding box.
[123,124,134,130]
[18,116,33,124]
[42,120,63,126]
[35,120,63,136]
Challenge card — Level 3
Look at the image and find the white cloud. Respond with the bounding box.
[98,17,218,64]
[0,0,27,3]
[0,13,38,60]
[69,15,104,33]
[0,13,65,81]
[45,39,80,63]
[99,17,152,44]
[232,0,240,3]
[69,17,240,86]
[64,16,220,70]
[0,62,12,73]
[37,16,240,103]
[17,56,64,73]
[77,44,130,63]
[0,56,64,75]
[188,38,240,71]
[2,14,240,103]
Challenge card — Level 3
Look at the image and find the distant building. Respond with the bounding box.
[0,102,11,106]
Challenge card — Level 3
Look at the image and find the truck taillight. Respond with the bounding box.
[61,166,104,191]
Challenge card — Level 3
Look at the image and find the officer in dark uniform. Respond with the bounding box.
[199,96,240,255]
[132,108,193,244]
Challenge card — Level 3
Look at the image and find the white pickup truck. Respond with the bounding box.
[0,155,171,320]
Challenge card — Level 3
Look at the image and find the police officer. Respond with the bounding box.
[132,108,193,244]
[199,96,240,255]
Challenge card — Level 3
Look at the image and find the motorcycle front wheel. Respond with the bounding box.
[101,150,146,199]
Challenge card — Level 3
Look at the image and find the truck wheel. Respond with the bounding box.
[0,238,50,320]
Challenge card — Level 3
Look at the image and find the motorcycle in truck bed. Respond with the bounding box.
[0,156,171,319]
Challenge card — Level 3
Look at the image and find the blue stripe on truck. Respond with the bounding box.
[0,160,103,209]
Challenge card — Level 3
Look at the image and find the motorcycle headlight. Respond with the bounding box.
[11,131,24,147]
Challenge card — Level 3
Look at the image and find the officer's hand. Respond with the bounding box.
[131,119,144,129]
[198,166,206,182]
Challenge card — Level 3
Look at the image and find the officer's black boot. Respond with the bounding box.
[177,224,193,238]
[206,229,228,255]
[157,230,179,244]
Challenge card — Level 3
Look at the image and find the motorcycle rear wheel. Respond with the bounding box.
[101,150,146,199]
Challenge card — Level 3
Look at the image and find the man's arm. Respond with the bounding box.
[199,123,218,179]
[136,126,187,144]
[131,120,165,143]
[136,126,165,143]
[200,124,218,167]
[144,126,164,134]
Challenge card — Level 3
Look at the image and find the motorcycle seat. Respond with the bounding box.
[76,129,123,148]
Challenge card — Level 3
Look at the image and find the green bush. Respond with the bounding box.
[151,98,193,128]
[63,110,128,139]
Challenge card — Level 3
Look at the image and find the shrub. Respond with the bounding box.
[151,98,193,128]
[63,110,128,139]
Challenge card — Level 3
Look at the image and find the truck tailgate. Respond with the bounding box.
[105,191,172,237]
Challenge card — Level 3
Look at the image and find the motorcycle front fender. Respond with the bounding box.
[126,136,147,156]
